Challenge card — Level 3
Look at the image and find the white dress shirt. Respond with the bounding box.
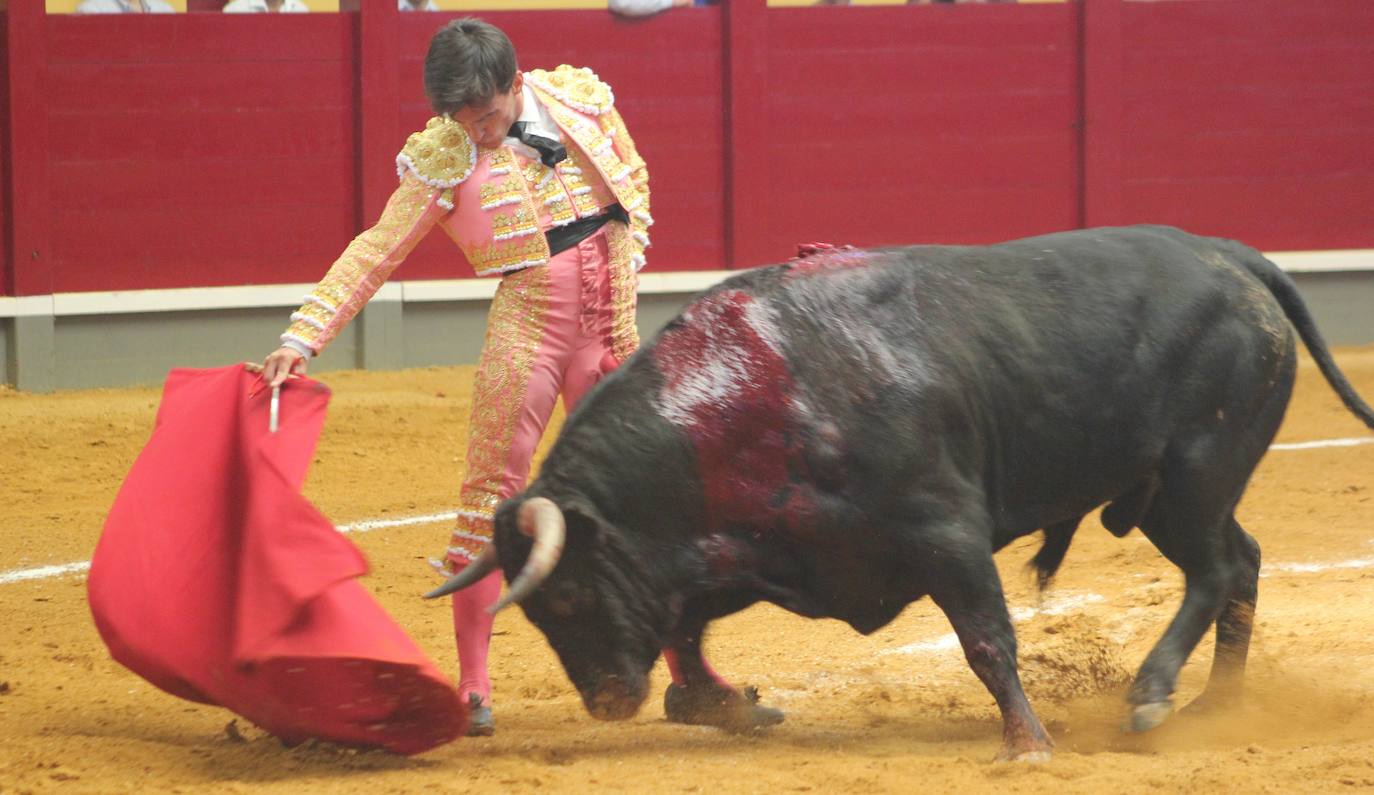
[75,0,175,12]
[502,83,565,162]
[222,0,311,12]
[608,0,680,16]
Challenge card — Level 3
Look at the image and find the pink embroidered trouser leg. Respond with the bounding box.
[445,228,627,705]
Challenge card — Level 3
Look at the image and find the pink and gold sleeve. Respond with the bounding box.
[281,175,446,355]
[607,106,650,210]
[605,106,652,269]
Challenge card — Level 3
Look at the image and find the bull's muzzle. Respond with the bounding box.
[585,674,647,722]
[422,496,567,613]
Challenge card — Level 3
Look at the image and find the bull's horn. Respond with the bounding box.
[423,545,499,599]
[488,497,566,614]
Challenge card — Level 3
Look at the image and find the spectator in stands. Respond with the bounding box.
[609,0,715,17]
[256,18,655,739]
[222,0,309,12]
[75,0,174,12]
[815,1,1017,4]
[400,0,438,10]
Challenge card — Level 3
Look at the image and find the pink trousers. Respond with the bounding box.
[495,230,620,504]
[445,226,625,704]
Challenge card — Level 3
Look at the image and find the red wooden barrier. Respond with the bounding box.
[737,0,1083,264]
[1,11,10,296]
[3,1,1373,299]
[1116,0,1374,251]
[44,13,359,293]
[1082,0,1123,227]
[6,2,52,298]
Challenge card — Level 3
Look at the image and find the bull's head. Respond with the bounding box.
[425,496,663,721]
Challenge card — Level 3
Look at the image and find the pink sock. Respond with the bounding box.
[451,569,502,704]
[662,648,730,688]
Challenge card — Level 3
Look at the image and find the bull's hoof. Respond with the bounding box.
[664,683,784,733]
[993,725,1054,763]
[1179,688,1240,717]
[1125,700,1173,733]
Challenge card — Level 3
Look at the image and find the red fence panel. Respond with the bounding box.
[1116,0,1374,251]
[735,2,1084,266]
[43,13,359,293]
[7,2,53,298]
[4,2,1372,298]
[1,10,10,297]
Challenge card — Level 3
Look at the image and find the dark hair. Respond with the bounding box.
[424,18,519,117]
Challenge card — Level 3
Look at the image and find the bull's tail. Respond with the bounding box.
[1029,517,1081,592]
[1231,243,1374,430]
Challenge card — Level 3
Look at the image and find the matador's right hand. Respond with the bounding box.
[248,346,308,388]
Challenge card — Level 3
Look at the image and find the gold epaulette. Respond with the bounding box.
[524,65,615,117]
[396,116,476,208]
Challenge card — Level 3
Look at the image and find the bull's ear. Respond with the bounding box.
[559,498,610,547]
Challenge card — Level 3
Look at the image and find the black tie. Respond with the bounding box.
[508,121,567,167]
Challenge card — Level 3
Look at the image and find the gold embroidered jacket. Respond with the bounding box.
[281,65,651,357]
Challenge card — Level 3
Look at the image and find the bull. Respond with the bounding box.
[428,225,1374,760]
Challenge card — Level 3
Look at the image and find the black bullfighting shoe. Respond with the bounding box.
[663,683,785,733]
[466,692,495,737]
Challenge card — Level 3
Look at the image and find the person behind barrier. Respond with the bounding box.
[221,0,309,12]
[609,0,715,18]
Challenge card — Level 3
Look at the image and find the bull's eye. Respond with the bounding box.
[548,596,578,618]
[546,581,591,618]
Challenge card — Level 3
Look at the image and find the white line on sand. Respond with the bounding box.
[0,512,458,585]
[2,435,1371,587]
[1269,436,1374,451]
[0,561,92,585]
[883,592,1109,656]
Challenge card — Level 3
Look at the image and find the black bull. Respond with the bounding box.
[430,225,1374,760]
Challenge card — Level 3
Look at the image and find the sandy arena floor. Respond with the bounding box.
[2,347,1373,794]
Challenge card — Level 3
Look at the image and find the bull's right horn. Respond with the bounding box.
[423,545,499,600]
[488,497,566,614]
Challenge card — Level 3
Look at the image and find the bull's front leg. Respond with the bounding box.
[926,547,1053,761]
[661,624,784,733]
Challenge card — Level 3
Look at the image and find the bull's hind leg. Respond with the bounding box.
[926,544,1052,761]
[1127,459,1251,731]
[1128,344,1287,733]
[661,618,784,732]
[1189,519,1261,710]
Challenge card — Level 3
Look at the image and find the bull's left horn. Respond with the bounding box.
[423,545,499,599]
[488,497,566,614]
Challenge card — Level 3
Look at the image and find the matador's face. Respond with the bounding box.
[451,73,525,149]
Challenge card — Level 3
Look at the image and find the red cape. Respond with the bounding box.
[88,365,465,754]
